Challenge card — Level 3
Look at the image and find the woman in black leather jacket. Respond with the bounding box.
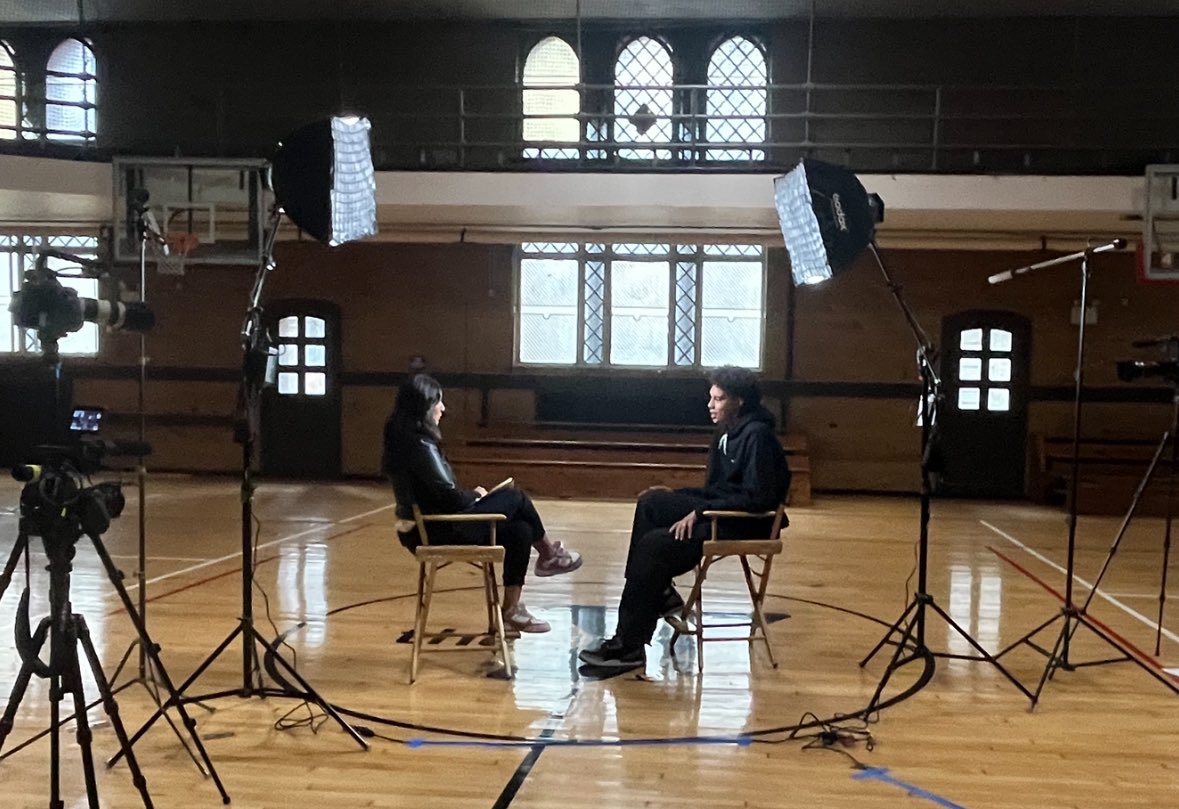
[383,374,582,634]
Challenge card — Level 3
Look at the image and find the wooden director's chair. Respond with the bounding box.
[670,504,788,672]
[408,504,513,683]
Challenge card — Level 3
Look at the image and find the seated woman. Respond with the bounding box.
[579,366,789,668]
[383,373,582,634]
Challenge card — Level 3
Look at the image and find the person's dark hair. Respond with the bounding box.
[708,366,762,416]
[391,373,444,440]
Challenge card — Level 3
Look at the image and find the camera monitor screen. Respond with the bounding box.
[70,406,104,433]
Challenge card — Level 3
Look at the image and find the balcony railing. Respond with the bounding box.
[3,80,1177,174]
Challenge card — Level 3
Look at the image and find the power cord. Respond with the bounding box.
[754,711,876,769]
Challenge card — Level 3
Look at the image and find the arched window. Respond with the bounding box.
[0,41,18,140]
[614,36,673,161]
[45,38,97,142]
[706,36,767,161]
[522,36,580,159]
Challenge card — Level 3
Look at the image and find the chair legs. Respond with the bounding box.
[670,547,781,672]
[409,556,513,683]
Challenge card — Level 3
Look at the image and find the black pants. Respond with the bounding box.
[431,488,545,587]
[615,489,772,647]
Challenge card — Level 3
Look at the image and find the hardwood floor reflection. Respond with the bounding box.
[0,475,1176,808]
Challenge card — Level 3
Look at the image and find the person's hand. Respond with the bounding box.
[474,486,488,498]
[670,510,698,541]
[639,485,672,497]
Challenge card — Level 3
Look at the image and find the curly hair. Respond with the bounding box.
[708,366,762,416]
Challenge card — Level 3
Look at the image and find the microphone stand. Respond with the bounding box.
[859,244,1032,714]
[988,239,1179,706]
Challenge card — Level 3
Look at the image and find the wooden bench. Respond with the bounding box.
[449,428,811,505]
[1030,434,1175,516]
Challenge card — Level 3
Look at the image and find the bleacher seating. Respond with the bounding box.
[448,426,811,505]
[1030,434,1175,516]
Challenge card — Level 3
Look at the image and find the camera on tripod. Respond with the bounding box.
[13,443,128,539]
[7,249,154,365]
[1116,336,1179,385]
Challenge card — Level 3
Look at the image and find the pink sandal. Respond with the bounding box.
[534,541,583,577]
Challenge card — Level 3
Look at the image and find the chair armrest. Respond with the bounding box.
[419,513,508,523]
[700,510,777,519]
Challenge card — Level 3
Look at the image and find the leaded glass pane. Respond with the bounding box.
[520,258,578,364]
[522,36,580,158]
[700,261,762,367]
[674,262,696,366]
[610,260,669,365]
[0,42,17,139]
[45,39,96,141]
[703,244,763,257]
[706,36,766,161]
[583,260,605,365]
[614,37,673,161]
[522,242,577,254]
[612,243,670,257]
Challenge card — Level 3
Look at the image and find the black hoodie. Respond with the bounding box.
[677,405,790,515]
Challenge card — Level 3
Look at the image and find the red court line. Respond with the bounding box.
[988,544,1179,683]
[104,522,372,617]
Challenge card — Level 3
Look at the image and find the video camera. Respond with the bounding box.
[12,445,127,539]
[1116,336,1179,386]
[7,249,155,365]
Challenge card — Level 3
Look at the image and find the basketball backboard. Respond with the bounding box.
[1141,164,1179,282]
[112,157,269,265]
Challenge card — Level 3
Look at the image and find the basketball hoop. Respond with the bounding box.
[156,231,200,276]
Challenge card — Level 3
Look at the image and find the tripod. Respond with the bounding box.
[0,476,228,807]
[114,205,367,756]
[1080,383,1179,660]
[858,244,1033,713]
[988,239,1178,706]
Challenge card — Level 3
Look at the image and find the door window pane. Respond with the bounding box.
[988,358,1011,382]
[304,317,325,338]
[988,388,1010,411]
[959,357,982,381]
[279,316,299,337]
[958,387,981,410]
[278,343,298,365]
[278,372,298,394]
[989,329,1012,352]
[305,345,326,367]
[960,328,983,351]
[304,372,326,396]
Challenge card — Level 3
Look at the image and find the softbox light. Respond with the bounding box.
[271,116,377,246]
[773,158,883,286]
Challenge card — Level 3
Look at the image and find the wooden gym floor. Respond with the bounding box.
[0,474,1176,809]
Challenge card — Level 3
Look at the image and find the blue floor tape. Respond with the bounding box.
[853,767,969,809]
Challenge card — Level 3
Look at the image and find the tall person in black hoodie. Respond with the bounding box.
[579,366,790,669]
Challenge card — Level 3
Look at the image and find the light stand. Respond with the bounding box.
[112,206,368,754]
[987,240,1179,706]
[773,159,1032,710]
[117,115,378,755]
[856,244,1032,709]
